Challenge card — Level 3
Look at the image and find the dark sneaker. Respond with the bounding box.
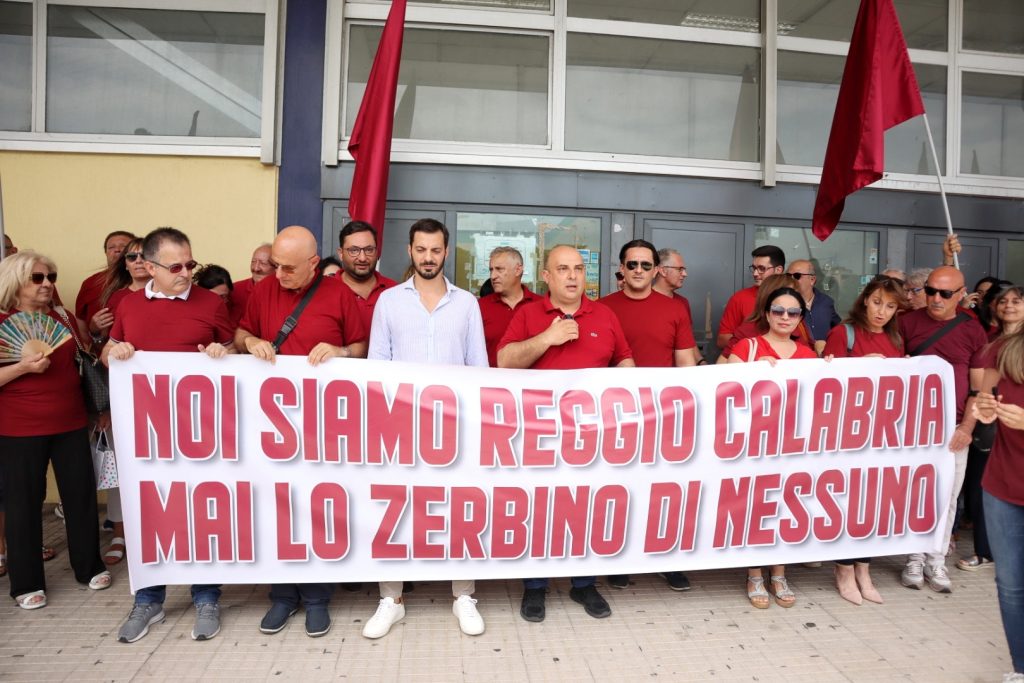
[608,574,629,589]
[117,603,165,643]
[191,602,221,641]
[305,606,332,638]
[260,602,298,634]
[569,585,611,619]
[520,588,546,623]
[660,572,691,591]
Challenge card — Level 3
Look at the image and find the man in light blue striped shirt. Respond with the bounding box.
[364,218,487,639]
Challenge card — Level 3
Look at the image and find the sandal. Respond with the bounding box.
[104,537,126,566]
[769,575,797,608]
[16,590,47,610]
[746,576,770,609]
[41,546,56,562]
[956,555,994,572]
[89,570,112,591]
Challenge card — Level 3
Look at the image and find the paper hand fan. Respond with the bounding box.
[0,311,72,362]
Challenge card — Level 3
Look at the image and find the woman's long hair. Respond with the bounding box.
[100,237,145,306]
[845,277,907,351]
[0,251,58,312]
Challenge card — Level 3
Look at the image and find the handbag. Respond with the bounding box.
[92,428,118,490]
[53,306,110,414]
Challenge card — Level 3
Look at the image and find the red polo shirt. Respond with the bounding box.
[600,290,694,367]
[342,273,397,338]
[75,271,107,324]
[239,274,366,355]
[109,286,235,352]
[498,295,632,370]
[478,286,540,367]
[719,285,758,338]
[230,278,257,326]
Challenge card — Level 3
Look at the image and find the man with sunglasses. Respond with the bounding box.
[898,265,989,594]
[478,246,539,367]
[229,243,274,325]
[335,220,396,334]
[717,245,785,349]
[786,260,840,352]
[103,227,235,644]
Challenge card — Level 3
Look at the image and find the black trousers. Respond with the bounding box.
[964,446,992,560]
[0,429,104,598]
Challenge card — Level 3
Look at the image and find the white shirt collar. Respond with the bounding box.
[144,279,192,300]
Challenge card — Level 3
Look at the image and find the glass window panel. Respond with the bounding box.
[963,0,1024,54]
[777,50,842,166]
[344,26,549,145]
[886,63,945,174]
[568,0,759,33]
[46,6,264,137]
[0,1,32,132]
[411,0,548,8]
[454,212,603,299]
[755,226,880,317]
[1008,240,1024,281]
[779,0,946,51]
[961,72,1024,178]
[566,35,759,162]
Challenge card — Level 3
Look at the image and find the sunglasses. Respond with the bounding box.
[625,261,654,272]
[924,285,964,300]
[769,305,803,318]
[789,272,815,280]
[125,252,144,262]
[30,272,58,285]
[148,259,199,274]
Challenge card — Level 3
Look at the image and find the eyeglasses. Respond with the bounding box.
[344,246,377,257]
[661,265,687,273]
[625,260,654,272]
[30,272,57,285]
[125,252,144,262]
[148,259,198,274]
[789,272,815,280]
[906,286,924,295]
[251,259,272,269]
[749,264,775,274]
[924,285,964,300]
[769,305,803,318]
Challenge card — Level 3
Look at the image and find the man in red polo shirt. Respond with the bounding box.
[478,246,539,367]
[229,243,274,324]
[335,220,396,334]
[498,245,633,624]
[103,227,234,644]
[717,245,785,349]
[76,230,135,339]
[235,225,366,638]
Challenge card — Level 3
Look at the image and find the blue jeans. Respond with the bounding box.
[984,491,1024,673]
[135,584,222,606]
[523,576,595,590]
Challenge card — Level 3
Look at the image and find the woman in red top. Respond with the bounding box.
[823,276,906,605]
[729,287,815,608]
[718,274,815,361]
[0,252,111,609]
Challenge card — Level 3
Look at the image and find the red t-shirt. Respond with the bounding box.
[981,341,1024,506]
[0,310,88,436]
[105,287,136,316]
[731,335,817,362]
[899,308,989,422]
[239,274,366,356]
[720,319,815,358]
[343,273,398,341]
[719,285,758,338]
[498,295,632,370]
[229,278,257,326]
[75,271,107,324]
[823,324,903,358]
[600,290,695,367]
[109,287,235,351]
[478,287,541,367]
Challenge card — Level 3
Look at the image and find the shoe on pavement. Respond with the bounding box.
[924,562,953,593]
[453,595,485,635]
[260,602,298,634]
[305,605,332,638]
[569,585,611,619]
[901,557,924,589]
[1002,673,1024,682]
[192,602,221,641]
[118,603,165,643]
[520,588,546,623]
[660,571,691,591]
[608,574,629,589]
[956,555,994,572]
[362,598,405,639]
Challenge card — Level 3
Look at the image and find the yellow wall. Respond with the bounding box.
[0,151,278,297]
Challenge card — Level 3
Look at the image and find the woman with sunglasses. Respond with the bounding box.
[0,252,111,609]
[822,276,907,604]
[718,274,814,362]
[728,287,816,608]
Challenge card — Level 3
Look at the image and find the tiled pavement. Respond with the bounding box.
[0,506,1011,682]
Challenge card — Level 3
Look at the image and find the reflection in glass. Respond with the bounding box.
[413,0,549,8]
[0,1,32,132]
[345,26,548,145]
[1007,241,1024,281]
[963,1,1024,54]
[46,5,264,136]
[566,35,759,161]
[886,64,945,175]
[455,213,603,299]
[779,0,946,51]
[961,72,1024,178]
[568,0,759,32]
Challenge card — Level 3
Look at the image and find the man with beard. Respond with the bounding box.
[364,218,488,639]
[335,220,396,333]
[717,245,785,349]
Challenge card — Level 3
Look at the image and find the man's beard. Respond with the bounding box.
[414,260,443,280]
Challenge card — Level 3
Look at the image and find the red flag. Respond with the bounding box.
[347,0,407,246]
[811,0,924,240]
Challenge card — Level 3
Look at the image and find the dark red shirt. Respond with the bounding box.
[823,324,903,358]
[239,274,366,355]
[599,290,695,367]
[109,287,235,351]
[105,287,135,316]
[498,295,632,370]
[230,278,257,326]
[0,310,87,436]
[343,273,398,341]
[899,308,988,422]
[982,340,1024,506]
[719,285,758,338]
[75,271,107,324]
[732,335,817,362]
[720,319,814,358]
[478,287,540,367]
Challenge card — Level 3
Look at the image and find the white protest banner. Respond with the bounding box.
[109,353,955,591]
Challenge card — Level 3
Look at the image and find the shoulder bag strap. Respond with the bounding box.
[272,275,324,352]
[910,311,970,357]
[844,323,855,353]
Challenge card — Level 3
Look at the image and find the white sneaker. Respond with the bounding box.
[901,556,924,589]
[362,598,405,639]
[1002,673,1024,682]
[453,595,485,636]
[924,562,953,593]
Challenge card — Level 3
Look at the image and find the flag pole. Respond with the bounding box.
[920,113,959,270]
